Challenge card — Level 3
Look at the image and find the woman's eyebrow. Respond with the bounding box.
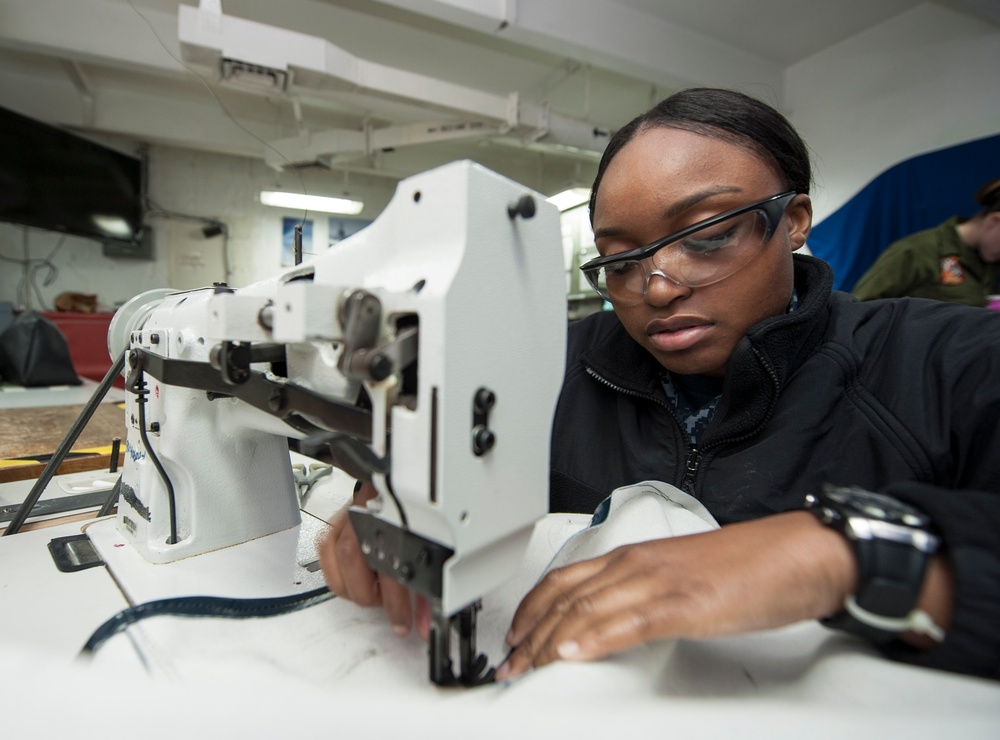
[593,185,744,241]
[593,226,626,240]
[662,186,743,220]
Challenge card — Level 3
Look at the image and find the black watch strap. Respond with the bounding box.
[805,485,943,644]
[821,536,931,643]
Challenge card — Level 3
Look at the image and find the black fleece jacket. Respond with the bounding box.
[549,254,1000,679]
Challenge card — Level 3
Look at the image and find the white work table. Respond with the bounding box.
[1,474,998,739]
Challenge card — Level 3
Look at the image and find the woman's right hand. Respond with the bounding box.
[318,481,430,638]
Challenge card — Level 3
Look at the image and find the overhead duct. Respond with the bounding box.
[263,118,507,170]
[177,4,610,168]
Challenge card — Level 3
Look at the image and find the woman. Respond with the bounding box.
[323,89,1000,682]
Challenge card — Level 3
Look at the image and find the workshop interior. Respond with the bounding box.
[0,0,998,734]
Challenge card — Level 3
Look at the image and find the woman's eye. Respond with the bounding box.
[606,261,639,277]
[681,227,738,254]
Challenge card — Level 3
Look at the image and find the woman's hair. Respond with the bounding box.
[975,178,1000,215]
[589,88,812,223]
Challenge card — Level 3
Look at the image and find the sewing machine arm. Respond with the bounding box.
[124,345,384,480]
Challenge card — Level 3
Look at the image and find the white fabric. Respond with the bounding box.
[3,481,1000,737]
[546,480,718,571]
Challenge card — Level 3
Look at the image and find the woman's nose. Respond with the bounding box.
[643,268,690,304]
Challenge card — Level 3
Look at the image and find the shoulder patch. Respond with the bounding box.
[939,255,966,285]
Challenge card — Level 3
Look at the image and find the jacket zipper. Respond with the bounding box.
[681,445,701,493]
[586,350,781,495]
[585,366,695,491]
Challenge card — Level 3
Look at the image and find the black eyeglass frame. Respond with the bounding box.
[580,190,799,288]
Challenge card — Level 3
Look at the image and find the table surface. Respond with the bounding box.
[0,402,127,459]
[0,381,128,483]
[0,446,997,736]
[2,506,998,738]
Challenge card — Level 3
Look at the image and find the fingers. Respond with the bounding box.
[506,555,610,646]
[415,595,431,642]
[498,513,860,681]
[511,582,692,676]
[318,480,421,635]
[380,574,415,635]
[319,481,382,606]
[500,552,669,679]
[319,510,381,606]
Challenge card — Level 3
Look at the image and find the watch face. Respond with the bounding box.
[822,484,930,527]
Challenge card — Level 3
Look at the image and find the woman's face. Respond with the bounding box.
[591,126,812,377]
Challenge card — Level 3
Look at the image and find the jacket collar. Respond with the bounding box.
[581,254,835,441]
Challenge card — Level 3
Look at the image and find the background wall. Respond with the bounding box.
[0,142,397,311]
[786,3,1000,223]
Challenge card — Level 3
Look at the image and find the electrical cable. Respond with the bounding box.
[124,0,312,236]
[384,474,409,530]
[133,367,178,545]
[141,201,232,285]
[1,350,127,536]
[80,586,334,656]
[0,229,65,311]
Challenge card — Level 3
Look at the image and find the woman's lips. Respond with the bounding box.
[646,318,712,352]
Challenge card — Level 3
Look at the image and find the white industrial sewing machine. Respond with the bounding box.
[97,161,566,685]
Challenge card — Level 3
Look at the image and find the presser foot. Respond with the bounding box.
[429,600,496,687]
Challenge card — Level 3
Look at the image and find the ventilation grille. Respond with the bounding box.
[220,59,288,91]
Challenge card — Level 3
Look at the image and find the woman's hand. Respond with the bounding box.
[318,481,430,638]
[498,511,858,680]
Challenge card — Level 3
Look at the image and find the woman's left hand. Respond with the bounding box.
[497,511,857,680]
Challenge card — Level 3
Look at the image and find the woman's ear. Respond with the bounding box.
[786,194,813,251]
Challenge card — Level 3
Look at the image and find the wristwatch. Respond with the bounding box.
[803,483,944,643]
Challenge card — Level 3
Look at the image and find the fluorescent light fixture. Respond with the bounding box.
[92,215,134,239]
[259,190,364,215]
[546,187,590,212]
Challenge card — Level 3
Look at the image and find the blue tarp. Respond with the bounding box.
[807,133,1000,292]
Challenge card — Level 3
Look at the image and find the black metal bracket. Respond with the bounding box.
[348,510,451,596]
[126,347,374,443]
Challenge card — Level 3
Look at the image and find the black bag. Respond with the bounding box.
[0,311,81,387]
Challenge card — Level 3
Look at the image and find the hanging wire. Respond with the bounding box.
[124,0,312,235]
[0,229,66,311]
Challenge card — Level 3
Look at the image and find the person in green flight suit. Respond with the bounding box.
[852,178,1000,306]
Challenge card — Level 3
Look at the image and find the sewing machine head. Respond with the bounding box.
[108,161,567,685]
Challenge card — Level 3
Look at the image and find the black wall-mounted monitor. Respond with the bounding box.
[0,105,143,244]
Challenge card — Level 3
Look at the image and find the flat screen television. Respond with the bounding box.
[0,105,143,244]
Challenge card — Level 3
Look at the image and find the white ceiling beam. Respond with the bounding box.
[372,0,785,93]
[0,64,267,159]
[0,0,187,78]
[178,4,613,161]
[178,4,512,121]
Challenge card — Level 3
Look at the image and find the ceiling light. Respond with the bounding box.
[92,215,135,239]
[546,187,590,212]
[259,190,364,215]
